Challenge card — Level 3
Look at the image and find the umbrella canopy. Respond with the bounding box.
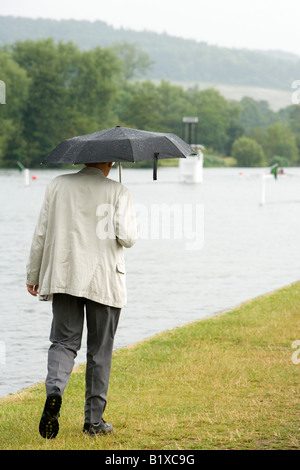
[42,126,196,180]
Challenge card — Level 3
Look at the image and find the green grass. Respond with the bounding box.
[1,282,300,450]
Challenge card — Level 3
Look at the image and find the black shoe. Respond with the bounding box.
[83,419,113,437]
[39,393,62,439]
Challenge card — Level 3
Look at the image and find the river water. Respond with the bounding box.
[0,166,299,397]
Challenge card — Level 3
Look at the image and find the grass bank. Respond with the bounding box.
[1,283,299,450]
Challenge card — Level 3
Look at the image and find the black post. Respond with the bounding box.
[188,123,192,145]
[182,117,198,147]
[153,153,159,180]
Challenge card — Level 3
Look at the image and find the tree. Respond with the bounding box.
[231,136,265,167]
[269,155,291,167]
[110,41,154,81]
[10,39,122,166]
[190,89,235,154]
[0,50,30,166]
[263,123,298,165]
[69,46,121,131]
[120,81,164,130]
[238,97,278,132]
[286,105,300,158]
[155,80,194,136]
[224,101,244,156]
[11,39,81,164]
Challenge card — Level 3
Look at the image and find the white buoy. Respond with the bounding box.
[24,168,30,186]
[179,145,203,183]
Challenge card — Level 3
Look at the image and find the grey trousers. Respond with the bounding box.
[45,293,121,424]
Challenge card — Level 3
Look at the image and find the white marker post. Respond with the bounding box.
[261,173,266,205]
[24,168,30,186]
[17,161,30,186]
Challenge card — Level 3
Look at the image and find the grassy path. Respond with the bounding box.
[1,282,299,450]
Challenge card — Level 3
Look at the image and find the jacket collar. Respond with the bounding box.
[79,166,106,177]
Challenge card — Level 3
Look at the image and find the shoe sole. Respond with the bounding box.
[83,424,113,437]
[39,394,62,439]
[87,428,113,437]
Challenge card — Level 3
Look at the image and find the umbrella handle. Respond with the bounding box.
[153,153,159,180]
[119,162,122,182]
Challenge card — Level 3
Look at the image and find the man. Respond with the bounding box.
[26,162,138,439]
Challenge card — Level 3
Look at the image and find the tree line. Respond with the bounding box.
[1,16,299,89]
[0,39,299,168]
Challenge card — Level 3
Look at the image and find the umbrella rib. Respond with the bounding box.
[161,135,185,157]
[127,134,135,162]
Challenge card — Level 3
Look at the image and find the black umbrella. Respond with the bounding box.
[42,126,196,181]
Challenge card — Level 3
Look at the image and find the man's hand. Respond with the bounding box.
[27,284,39,296]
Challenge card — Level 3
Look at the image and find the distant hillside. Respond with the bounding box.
[0,15,299,91]
[163,80,292,112]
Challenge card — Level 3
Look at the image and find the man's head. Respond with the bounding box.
[85,162,114,177]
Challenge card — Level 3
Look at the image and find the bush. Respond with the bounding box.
[269,155,290,167]
[231,136,265,167]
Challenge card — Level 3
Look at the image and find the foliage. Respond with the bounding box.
[1,39,122,166]
[238,97,279,133]
[189,88,241,154]
[231,136,265,167]
[203,154,225,167]
[263,123,299,165]
[251,122,299,165]
[0,50,30,164]
[280,105,300,157]
[269,155,291,167]
[110,41,154,81]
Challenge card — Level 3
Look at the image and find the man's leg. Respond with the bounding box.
[46,293,85,397]
[40,294,85,438]
[84,300,121,427]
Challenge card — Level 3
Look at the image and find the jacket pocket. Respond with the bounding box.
[116,263,125,274]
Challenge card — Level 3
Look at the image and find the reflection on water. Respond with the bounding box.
[0,166,299,397]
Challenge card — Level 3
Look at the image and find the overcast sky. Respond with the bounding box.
[1,0,299,55]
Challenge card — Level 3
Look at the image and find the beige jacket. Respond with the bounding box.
[26,166,138,308]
